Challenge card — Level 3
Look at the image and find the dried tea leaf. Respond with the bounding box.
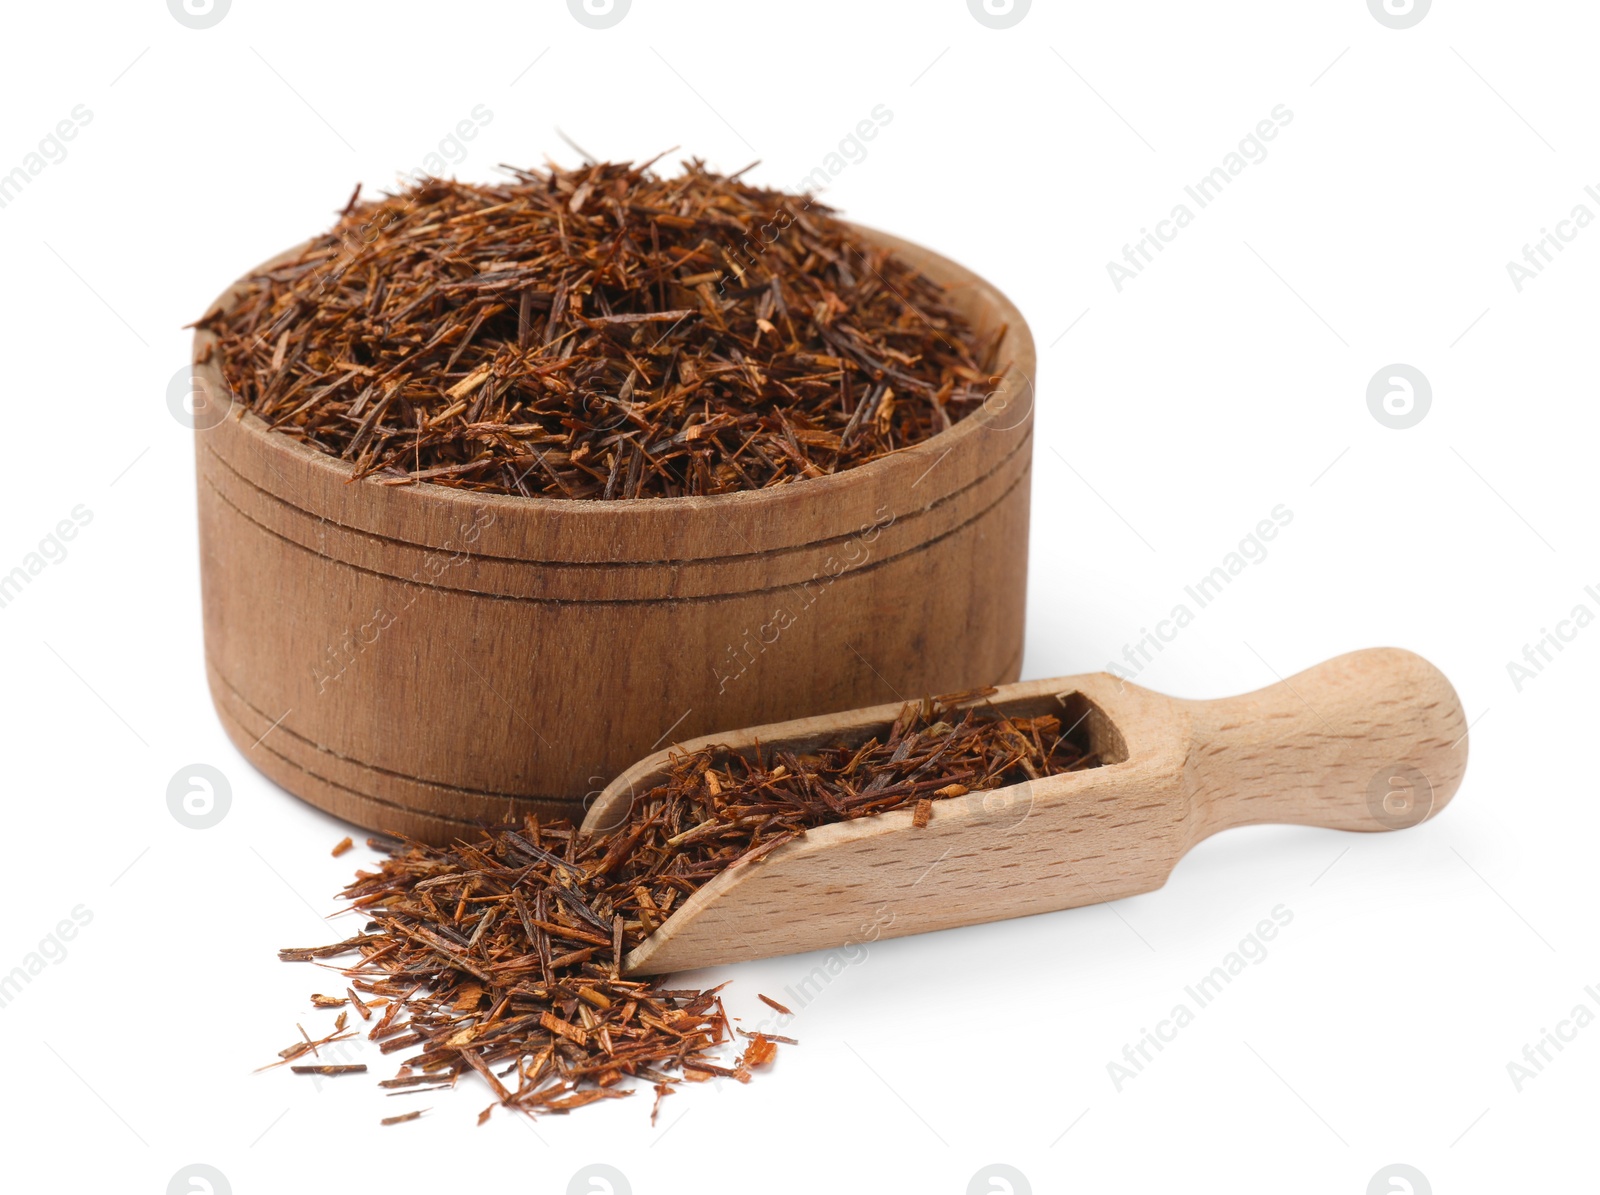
[740,1034,778,1068]
[291,1064,367,1076]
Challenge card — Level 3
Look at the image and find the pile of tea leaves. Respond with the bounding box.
[274,693,1100,1123]
[201,157,1004,498]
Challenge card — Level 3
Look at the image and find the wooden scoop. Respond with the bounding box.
[580,647,1468,975]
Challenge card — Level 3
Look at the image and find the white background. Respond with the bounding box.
[1,2,1593,1192]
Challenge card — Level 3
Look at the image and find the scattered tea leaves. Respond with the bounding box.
[274,694,1099,1121]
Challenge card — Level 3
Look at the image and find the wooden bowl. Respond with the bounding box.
[192,225,1035,843]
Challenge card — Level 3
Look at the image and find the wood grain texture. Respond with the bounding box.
[192,225,1035,842]
[579,647,1468,974]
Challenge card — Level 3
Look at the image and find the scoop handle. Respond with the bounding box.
[1180,648,1469,840]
